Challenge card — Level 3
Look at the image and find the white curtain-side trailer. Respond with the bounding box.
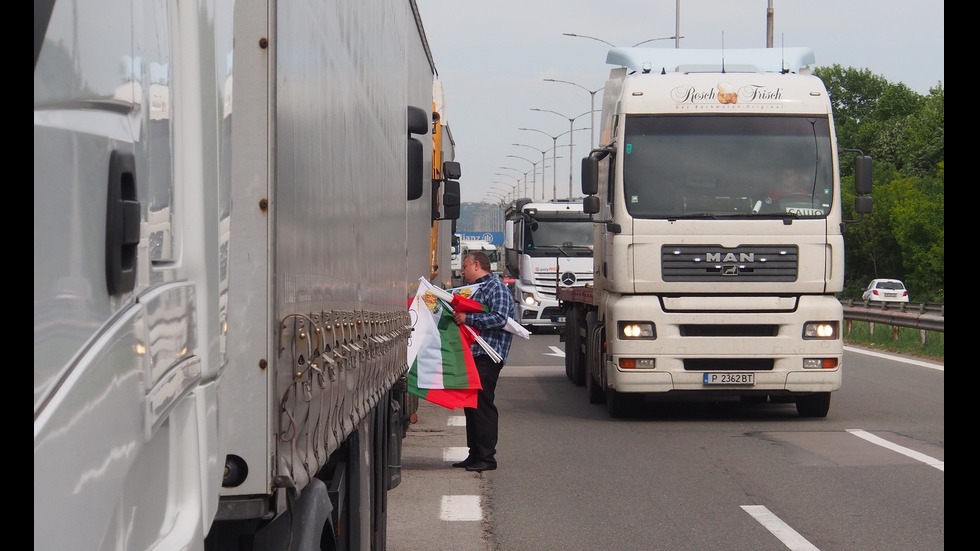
[34,1,459,549]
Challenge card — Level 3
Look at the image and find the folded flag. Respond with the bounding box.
[447,282,530,340]
[406,279,481,410]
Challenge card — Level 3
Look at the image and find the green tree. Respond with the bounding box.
[818,66,944,303]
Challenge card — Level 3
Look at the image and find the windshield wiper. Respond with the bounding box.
[668,213,716,220]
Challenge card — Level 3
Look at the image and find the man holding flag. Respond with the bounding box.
[451,251,515,472]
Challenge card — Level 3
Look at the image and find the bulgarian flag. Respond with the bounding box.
[406,279,482,410]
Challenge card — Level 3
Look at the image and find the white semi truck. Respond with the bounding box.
[33,1,459,549]
[505,199,594,332]
[459,238,501,273]
[559,47,873,418]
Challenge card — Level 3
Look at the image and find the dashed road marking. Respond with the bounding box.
[741,505,820,551]
[847,429,944,471]
[443,447,469,462]
[545,346,564,357]
[440,495,482,521]
[447,415,466,426]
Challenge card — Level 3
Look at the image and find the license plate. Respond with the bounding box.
[553,316,566,323]
[703,373,755,385]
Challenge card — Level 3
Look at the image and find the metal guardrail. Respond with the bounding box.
[841,299,944,333]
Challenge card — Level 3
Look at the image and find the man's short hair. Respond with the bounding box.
[467,251,491,272]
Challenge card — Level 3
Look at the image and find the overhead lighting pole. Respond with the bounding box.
[530,108,591,199]
[494,172,521,200]
[543,79,604,150]
[518,127,561,200]
[506,154,539,200]
[513,143,552,200]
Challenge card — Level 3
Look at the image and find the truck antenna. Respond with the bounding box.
[721,32,726,73]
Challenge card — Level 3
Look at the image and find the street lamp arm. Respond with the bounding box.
[632,35,683,47]
[544,78,603,95]
[562,32,615,48]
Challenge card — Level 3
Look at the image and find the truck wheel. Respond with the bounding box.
[796,392,831,418]
[606,388,639,418]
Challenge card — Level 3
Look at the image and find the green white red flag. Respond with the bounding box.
[406,279,482,409]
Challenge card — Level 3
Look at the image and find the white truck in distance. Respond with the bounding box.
[560,47,873,418]
[459,238,501,274]
[505,199,594,332]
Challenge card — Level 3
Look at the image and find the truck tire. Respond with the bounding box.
[796,392,831,418]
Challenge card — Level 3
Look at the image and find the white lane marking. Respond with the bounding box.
[741,505,820,551]
[545,346,565,357]
[440,495,482,521]
[442,447,469,462]
[447,415,466,426]
[844,346,944,371]
[846,429,944,471]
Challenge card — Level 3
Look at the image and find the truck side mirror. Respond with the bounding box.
[582,156,598,196]
[854,155,872,195]
[583,195,600,214]
[443,161,461,180]
[854,195,873,215]
[407,106,428,200]
[442,180,460,220]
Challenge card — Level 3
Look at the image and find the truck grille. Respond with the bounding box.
[661,245,798,282]
[534,271,593,299]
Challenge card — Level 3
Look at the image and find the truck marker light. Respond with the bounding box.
[803,358,838,369]
[619,358,655,369]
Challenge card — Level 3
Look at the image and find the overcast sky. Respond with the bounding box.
[415,0,944,204]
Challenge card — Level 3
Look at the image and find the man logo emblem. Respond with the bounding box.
[722,265,739,276]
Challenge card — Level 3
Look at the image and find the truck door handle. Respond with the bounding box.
[105,150,139,295]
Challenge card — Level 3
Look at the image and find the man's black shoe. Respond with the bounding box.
[452,457,476,468]
[464,460,497,472]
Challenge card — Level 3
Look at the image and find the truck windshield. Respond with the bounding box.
[526,218,594,254]
[622,115,834,219]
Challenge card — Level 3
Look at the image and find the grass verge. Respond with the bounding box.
[843,320,944,362]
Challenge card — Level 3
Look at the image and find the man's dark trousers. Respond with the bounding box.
[464,354,503,466]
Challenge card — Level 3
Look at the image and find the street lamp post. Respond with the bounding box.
[497,167,529,198]
[518,128,561,200]
[491,181,517,202]
[513,143,551,200]
[530,108,592,199]
[506,154,539,200]
[544,79,604,150]
[519,127,585,200]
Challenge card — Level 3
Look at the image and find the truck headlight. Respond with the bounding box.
[618,321,656,339]
[522,292,537,306]
[803,321,838,339]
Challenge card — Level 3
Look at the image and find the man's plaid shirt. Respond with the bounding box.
[464,274,515,363]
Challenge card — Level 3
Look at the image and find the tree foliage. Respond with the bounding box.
[816,65,944,302]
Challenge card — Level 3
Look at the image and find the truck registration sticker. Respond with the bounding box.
[703,373,755,385]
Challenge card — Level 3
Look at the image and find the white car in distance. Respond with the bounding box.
[862,279,910,303]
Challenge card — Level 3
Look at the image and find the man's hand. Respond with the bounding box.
[453,311,467,325]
